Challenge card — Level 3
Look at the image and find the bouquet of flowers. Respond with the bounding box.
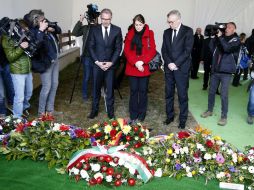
[68,144,153,187]
[88,118,149,148]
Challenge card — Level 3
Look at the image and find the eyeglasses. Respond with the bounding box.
[101,18,111,21]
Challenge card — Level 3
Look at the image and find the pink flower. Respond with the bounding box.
[216,153,225,164]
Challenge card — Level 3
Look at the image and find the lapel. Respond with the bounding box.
[98,24,104,43]
[171,24,184,46]
[108,24,114,44]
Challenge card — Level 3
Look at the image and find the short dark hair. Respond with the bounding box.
[132,14,145,25]
[228,22,236,29]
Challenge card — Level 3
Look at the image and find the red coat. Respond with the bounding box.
[124,25,156,77]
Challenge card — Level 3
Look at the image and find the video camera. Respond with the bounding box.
[85,4,100,24]
[204,22,227,37]
[44,19,58,29]
[0,17,39,57]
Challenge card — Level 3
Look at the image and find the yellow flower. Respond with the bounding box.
[122,125,131,135]
[149,140,155,145]
[141,138,145,142]
[96,129,101,132]
[104,125,112,134]
[167,149,173,155]
[192,171,196,175]
[239,176,244,181]
[115,127,119,130]
[213,136,221,141]
[92,124,99,129]
[238,156,243,162]
[177,140,181,144]
[105,135,109,140]
[165,158,171,163]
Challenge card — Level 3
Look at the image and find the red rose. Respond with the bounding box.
[115,180,122,186]
[206,140,214,148]
[134,142,142,148]
[101,165,107,172]
[112,120,118,127]
[60,125,70,131]
[115,173,122,179]
[98,156,105,162]
[139,132,144,138]
[133,126,139,133]
[113,157,119,164]
[107,167,114,175]
[110,129,117,138]
[104,122,108,126]
[89,178,97,186]
[128,178,136,186]
[96,177,103,184]
[105,156,113,163]
[126,136,131,141]
[178,131,190,139]
[75,129,90,138]
[193,152,199,158]
[83,163,90,170]
[16,123,25,133]
[76,162,82,169]
[94,132,103,138]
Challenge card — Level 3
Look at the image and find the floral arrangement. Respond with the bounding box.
[67,144,156,187]
[0,115,90,171]
[140,126,254,189]
[88,118,149,148]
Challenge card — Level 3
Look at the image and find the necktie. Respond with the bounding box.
[104,27,109,45]
[172,29,177,43]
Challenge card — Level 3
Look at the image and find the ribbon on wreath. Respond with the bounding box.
[67,144,153,183]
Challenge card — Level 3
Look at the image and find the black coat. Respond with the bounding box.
[161,24,194,73]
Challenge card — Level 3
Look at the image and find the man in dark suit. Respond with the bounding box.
[191,27,204,79]
[88,8,123,119]
[161,10,194,129]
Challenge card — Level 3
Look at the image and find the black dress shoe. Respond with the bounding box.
[108,114,115,119]
[163,117,174,125]
[87,111,98,119]
[178,123,186,129]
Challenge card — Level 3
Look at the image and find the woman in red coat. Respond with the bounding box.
[124,14,156,121]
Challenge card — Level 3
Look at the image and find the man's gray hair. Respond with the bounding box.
[167,10,181,19]
[100,8,113,17]
[27,9,44,27]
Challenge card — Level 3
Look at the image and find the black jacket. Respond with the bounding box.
[210,34,240,74]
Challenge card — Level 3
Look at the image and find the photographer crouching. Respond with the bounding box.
[1,19,33,119]
[201,22,241,126]
[25,9,62,117]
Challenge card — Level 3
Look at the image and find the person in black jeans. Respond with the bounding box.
[201,22,241,126]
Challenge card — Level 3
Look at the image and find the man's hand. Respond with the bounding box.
[168,63,178,71]
[79,14,85,23]
[200,60,204,65]
[39,19,48,32]
[20,42,29,49]
[47,27,55,32]
[217,30,223,37]
[103,62,113,71]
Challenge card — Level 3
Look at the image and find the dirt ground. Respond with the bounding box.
[29,62,198,136]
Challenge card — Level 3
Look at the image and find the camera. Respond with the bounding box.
[204,22,227,36]
[85,4,100,24]
[44,19,58,29]
[0,17,39,57]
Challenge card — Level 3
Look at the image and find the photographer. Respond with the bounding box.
[201,22,241,126]
[72,4,99,101]
[26,9,62,117]
[1,19,33,119]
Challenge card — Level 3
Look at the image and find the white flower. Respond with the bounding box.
[5,117,10,122]
[96,129,101,132]
[53,123,60,131]
[145,129,150,139]
[242,166,247,170]
[16,119,22,123]
[94,172,103,179]
[154,168,162,177]
[146,160,153,166]
[106,175,113,182]
[216,140,224,146]
[0,125,2,131]
[249,149,254,154]
[104,125,112,134]
[122,125,131,135]
[212,153,217,159]
[135,136,139,141]
[221,147,226,151]
[141,138,145,142]
[204,153,212,160]
[109,161,117,167]
[0,135,5,141]
[248,166,254,174]
[148,148,153,154]
[183,147,189,154]
[186,172,192,177]
[70,167,79,175]
[226,149,233,155]
[199,167,206,174]
[232,153,237,163]
[90,163,101,172]
[60,132,65,136]
[181,163,186,169]
[121,179,127,183]
[180,148,184,155]
[80,169,89,179]
[185,166,191,173]
[172,153,177,158]
[175,149,180,154]
[216,172,225,179]
[31,120,37,126]
[196,143,206,151]
[118,158,125,166]
[143,150,148,155]
[137,175,142,179]
[129,167,136,175]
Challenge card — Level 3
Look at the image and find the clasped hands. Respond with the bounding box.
[96,61,113,71]
[135,61,144,72]
[168,63,178,71]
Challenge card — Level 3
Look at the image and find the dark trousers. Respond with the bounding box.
[208,73,231,118]
[128,76,149,120]
[92,67,114,116]
[165,70,189,124]
[203,65,211,89]
[191,58,200,78]
[82,56,93,99]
